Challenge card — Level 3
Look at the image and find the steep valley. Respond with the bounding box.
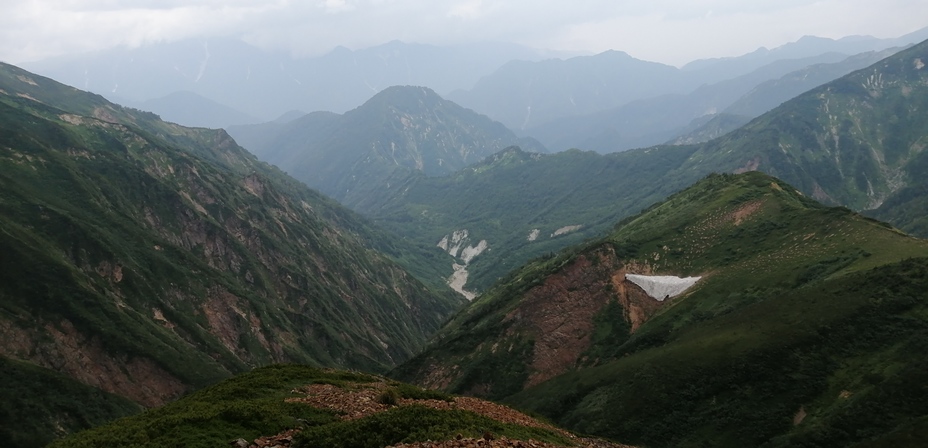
[0,62,464,444]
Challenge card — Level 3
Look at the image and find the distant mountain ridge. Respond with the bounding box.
[112,90,260,129]
[681,27,928,77]
[227,85,546,209]
[25,29,928,132]
[450,28,928,135]
[24,39,560,122]
[528,48,903,152]
[447,50,696,131]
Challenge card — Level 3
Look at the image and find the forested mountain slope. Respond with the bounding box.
[0,62,463,419]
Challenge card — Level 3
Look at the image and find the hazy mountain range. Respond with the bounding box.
[24,39,565,124]
[4,25,928,448]
[23,27,928,135]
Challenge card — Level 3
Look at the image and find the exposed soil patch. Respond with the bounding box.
[514,248,624,388]
[0,318,186,407]
[729,200,764,226]
[448,263,476,301]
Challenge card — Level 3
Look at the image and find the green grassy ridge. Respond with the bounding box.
[51,364,573,448]
[0,356,142,448]
[0,95,395,376]
[395,171,928,446]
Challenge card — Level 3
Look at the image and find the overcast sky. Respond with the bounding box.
[2,0,927,66]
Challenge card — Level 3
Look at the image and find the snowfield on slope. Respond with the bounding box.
[626,274,701,301]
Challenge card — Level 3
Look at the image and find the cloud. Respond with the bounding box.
[0,1,284,62]
[538,0,928,65]
[1,0,927,65]
[448,0,485,20]
[320,0,355,14]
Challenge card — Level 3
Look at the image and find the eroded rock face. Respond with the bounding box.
[512,246,668,388]
[0,318,187,407]
[612,268,665,334]
[408,244,670,396]
[513,248,624,388]
[437,229,489,300]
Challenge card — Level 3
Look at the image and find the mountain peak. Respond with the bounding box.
[365,85,443,105]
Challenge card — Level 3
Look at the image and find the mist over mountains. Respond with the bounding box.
[24,27,928,136]
[24,39,564,125]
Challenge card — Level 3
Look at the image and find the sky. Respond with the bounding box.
[2,0,927,66]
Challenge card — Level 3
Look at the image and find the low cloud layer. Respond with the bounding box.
[3,0,926,65]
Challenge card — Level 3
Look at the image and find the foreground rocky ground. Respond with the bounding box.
[243,375,633,448]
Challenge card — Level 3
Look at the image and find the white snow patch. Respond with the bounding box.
[437,229,469,258]
[437,235,449,251]
[448,263,476,301]
[438,229,489,300]
[551,225,582,237]
[527,229,540,241]
[626,274,701,301]
[460,240,488,264]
